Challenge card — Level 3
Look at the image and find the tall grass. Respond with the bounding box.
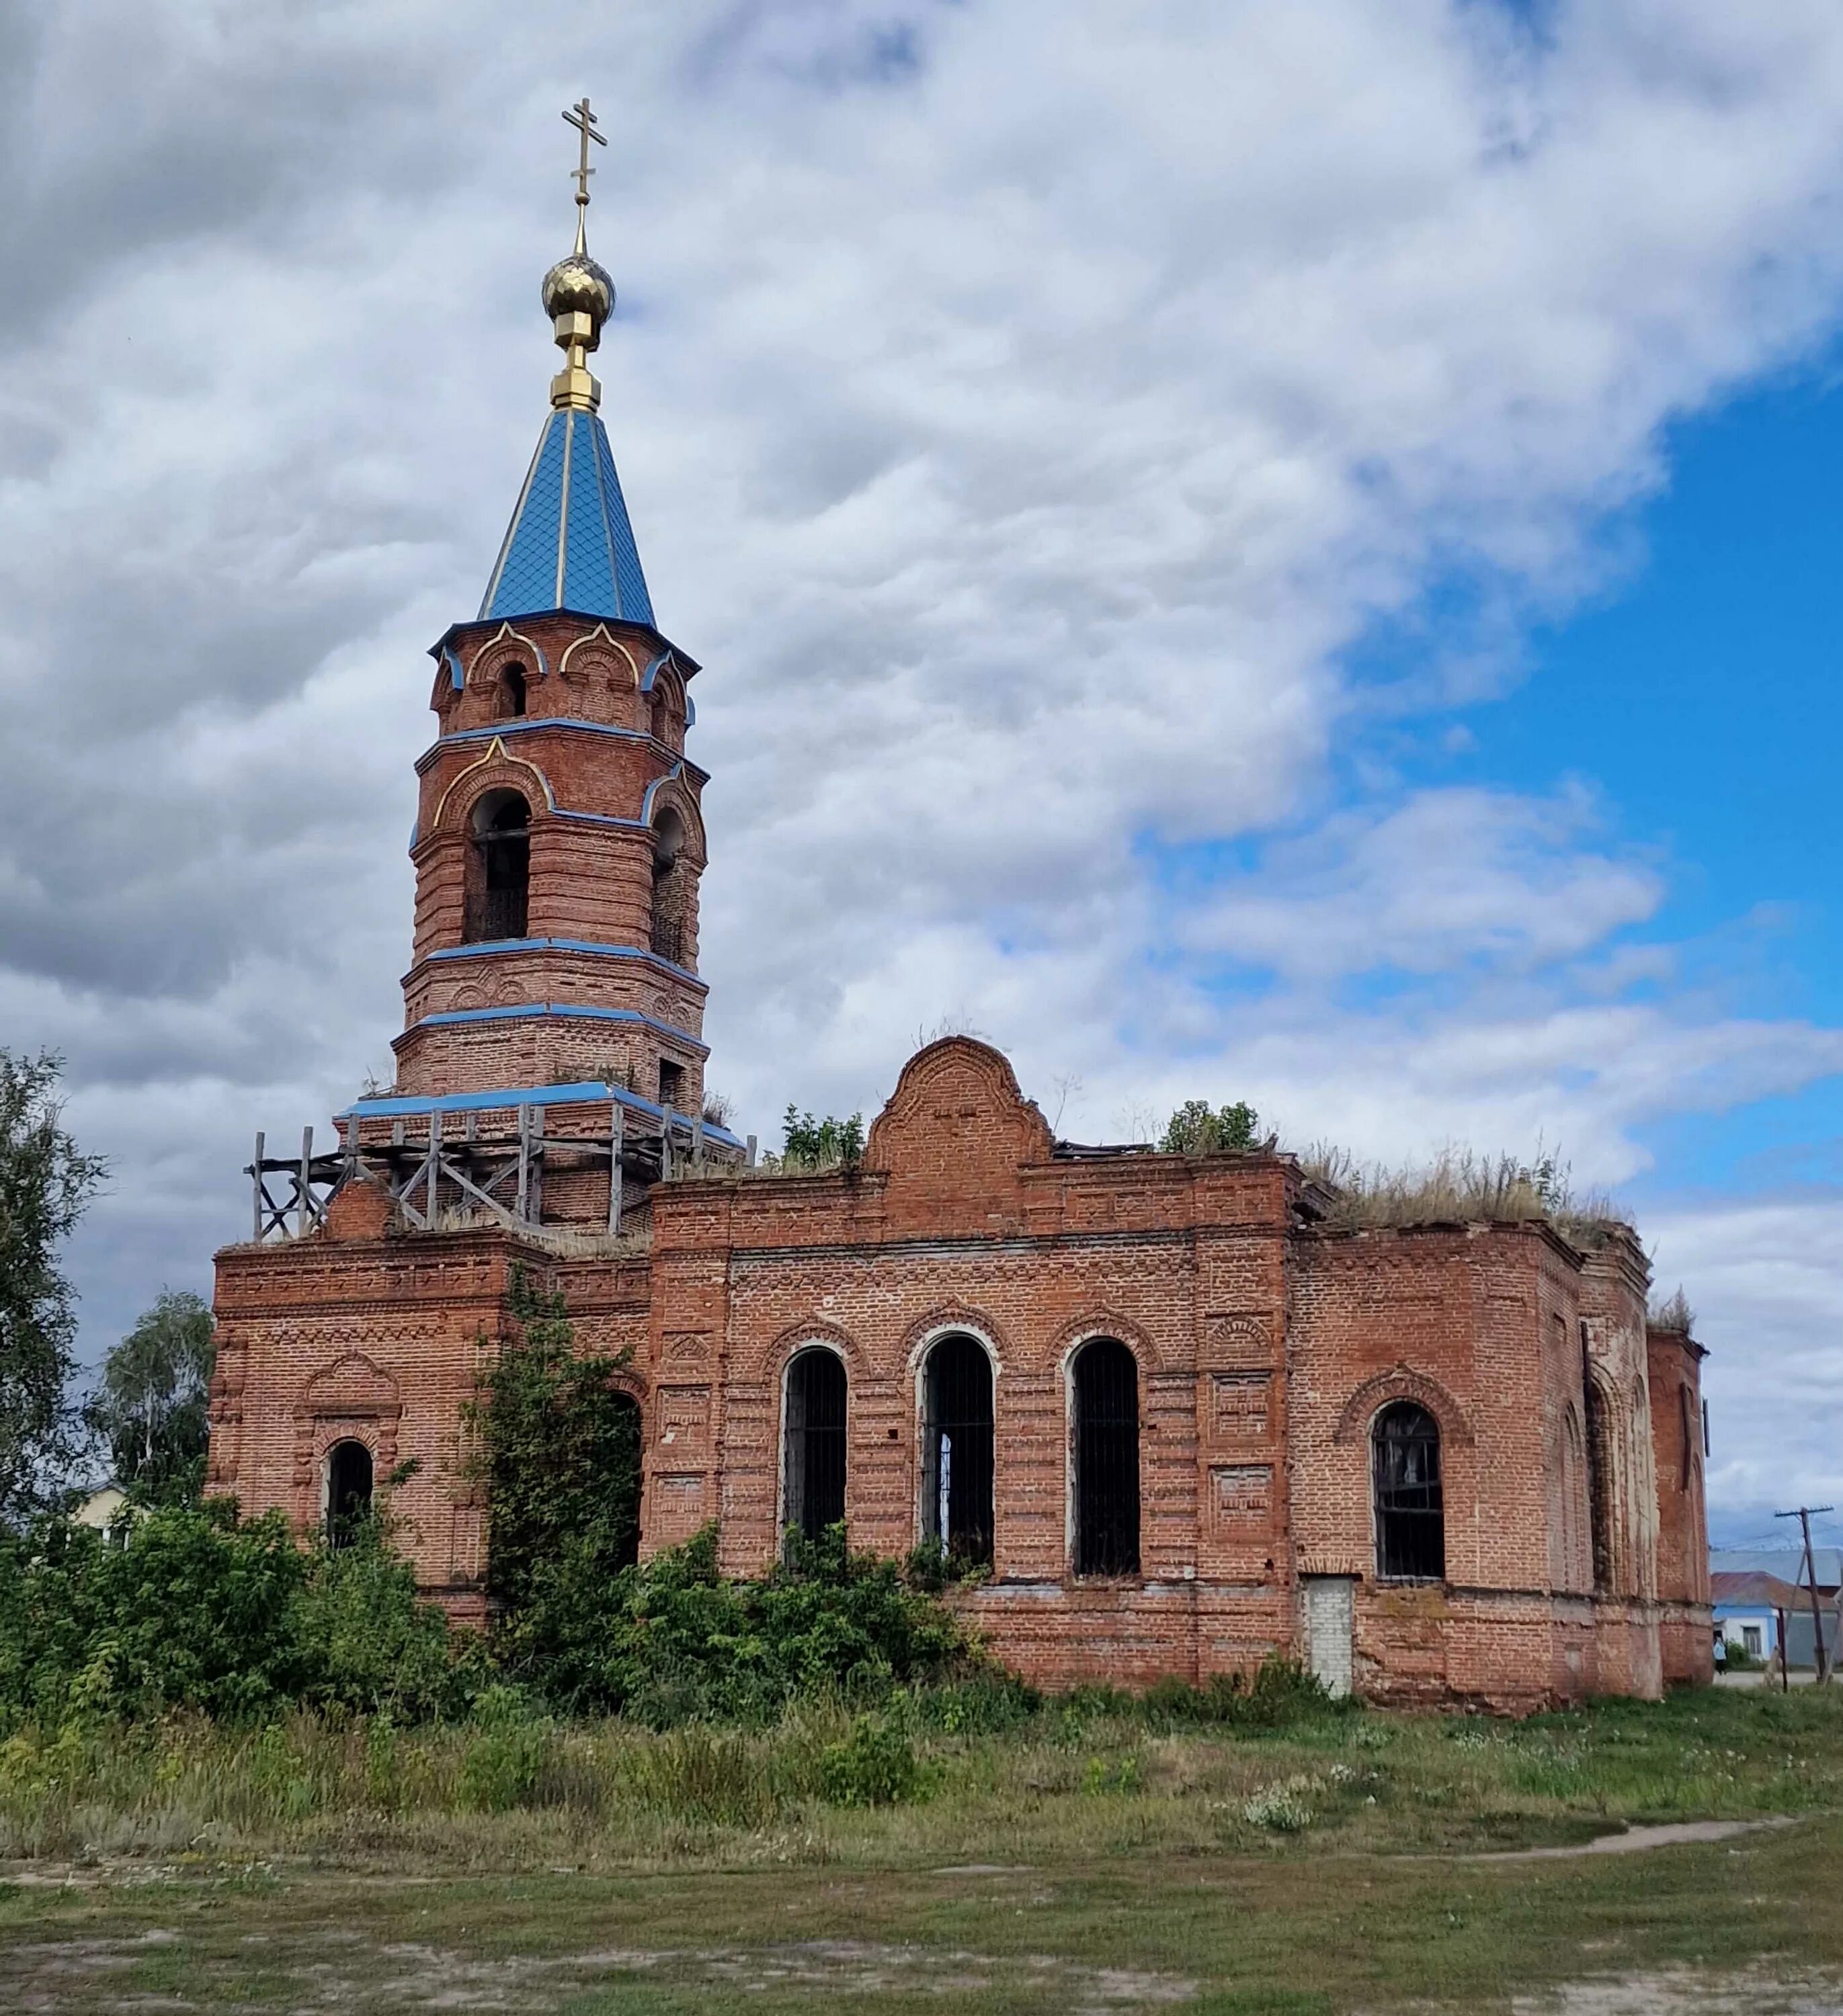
[1,1684,1836,1872]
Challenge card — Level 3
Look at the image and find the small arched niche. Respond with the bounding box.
[495,661,528,720]
[325,1439,374,1549]
[464,789,530,943]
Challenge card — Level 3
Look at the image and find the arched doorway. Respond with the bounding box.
[325,1439,374,1548]
[922,1333,993,1569]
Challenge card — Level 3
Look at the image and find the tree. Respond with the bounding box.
[1160,1098,1261,1156]
[469,1267,643,1697]
[780,1107,864,1172]
[86,1288,216,1501]
[0,1050,106,1525]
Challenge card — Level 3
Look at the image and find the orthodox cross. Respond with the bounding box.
[563,97,607,210]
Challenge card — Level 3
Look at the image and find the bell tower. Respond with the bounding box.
[345,99,736,1214]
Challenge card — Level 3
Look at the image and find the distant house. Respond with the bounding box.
[1712,1552,1843,1671]
[69,1484,136,1547]
[1711,1572,1803,1662]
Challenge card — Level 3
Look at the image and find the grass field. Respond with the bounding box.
[4,1685,1842,2011]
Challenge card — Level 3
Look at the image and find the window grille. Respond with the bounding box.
[1073,1338,1139,1575]
[922,1334,993,1568]
[325,1439,374,1550]
[784,1349,848,1544]
[1372,1402,1443,1581]
[465,795,530,943]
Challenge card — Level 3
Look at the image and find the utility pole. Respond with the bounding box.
[1775,1505,1834,1684]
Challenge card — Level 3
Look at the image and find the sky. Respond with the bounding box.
[1,0,1840,1546]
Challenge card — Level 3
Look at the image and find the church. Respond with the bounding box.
[206,117,1713,1712]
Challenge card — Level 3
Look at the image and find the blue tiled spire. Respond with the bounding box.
[478,407,655,627]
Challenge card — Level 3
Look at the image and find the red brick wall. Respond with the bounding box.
[211,1040,1707,1709]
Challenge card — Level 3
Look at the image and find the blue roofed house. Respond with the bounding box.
[1711,1548,1843,1671]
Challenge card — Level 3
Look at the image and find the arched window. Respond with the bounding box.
[325,1439,374,1548]
[1584,1373,1616,1592]
[464,790,530,943]
[922,1333,993,1568]
[1072,1338,1139,1575]
[1372,1402,1442,1581]
[650,805,690,966]
[783,1348,848,1545]
[497,663,528,719]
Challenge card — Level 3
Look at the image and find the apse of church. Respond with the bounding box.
[206,106,1711,1711]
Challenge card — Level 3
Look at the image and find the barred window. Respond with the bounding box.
[1372,1402,1442,1581]
[784,1348,848,1544]
[464,790,530,943]
[922,1333,993,1569]
[1072,1338,1139,1576]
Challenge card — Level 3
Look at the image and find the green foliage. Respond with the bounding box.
[475,1273,973,1722]
[819,1710,928,1806]
[0,1050,107,1525]
[1106,1658,1338,1733]
[1161,1098,1261,1156]
[779,1106,865,1173]
[84,1288,216,1504]
[470,1265,642,1699]
[456,1686,555,1812]
[0,1502,476,1728]
[502,1521,977,1724]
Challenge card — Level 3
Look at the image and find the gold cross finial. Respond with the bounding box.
[563,96,606,210]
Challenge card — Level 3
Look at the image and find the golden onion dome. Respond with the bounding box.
[542,252,614,327]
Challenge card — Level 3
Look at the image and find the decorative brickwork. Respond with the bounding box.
[208,268,1710,1708]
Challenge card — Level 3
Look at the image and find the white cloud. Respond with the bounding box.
[1647,1197,1843,1537]
[1176,786,1664,981]
[0,2,1840,1521]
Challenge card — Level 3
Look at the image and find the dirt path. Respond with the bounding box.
[1470,1815,1799,1862]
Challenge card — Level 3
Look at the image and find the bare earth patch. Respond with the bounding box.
[0,1926,1198,2013]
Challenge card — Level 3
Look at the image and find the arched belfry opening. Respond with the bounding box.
[496,662,528,718]
[922,1333,994,1569]
[1372,1401,1444,1582]
[325,1439,374,1548]
[464,790,530,943]
[1071,1338,1140,1576]
[650,803,693,966]
[783,1347,848,1546]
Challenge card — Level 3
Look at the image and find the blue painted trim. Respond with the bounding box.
[407,819,420,854]
[441,716,647,747]
[639,765,684,822]
[422,937,706,991]
[409,1003,708,1054]
[441,645,464,692]
[339,1077,745,1148]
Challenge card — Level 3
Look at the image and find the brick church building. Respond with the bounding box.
[206,146,1713,1711]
